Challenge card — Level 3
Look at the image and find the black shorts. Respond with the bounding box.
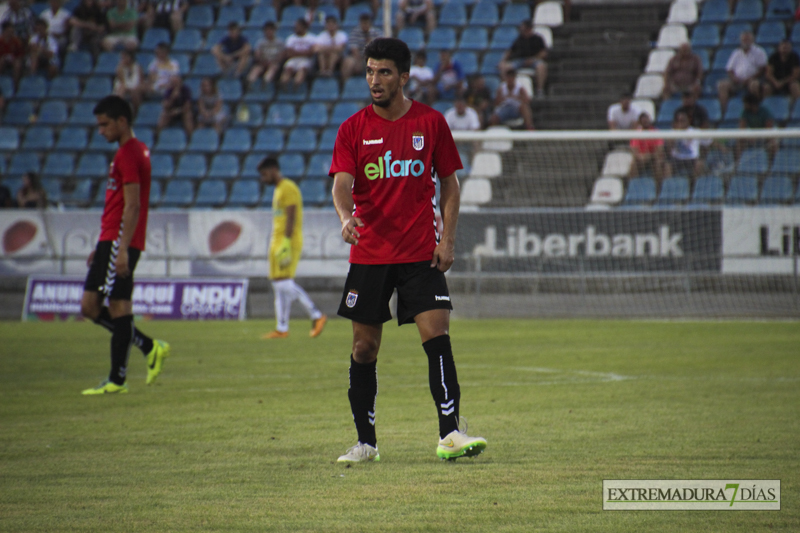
[337,261,453,326]
[84,241,141,300]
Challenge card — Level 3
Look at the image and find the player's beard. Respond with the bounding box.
[371,86,398,108]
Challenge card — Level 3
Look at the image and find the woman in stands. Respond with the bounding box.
[16,172,47,209]
[196,77,228,134]
[113,49,144,113]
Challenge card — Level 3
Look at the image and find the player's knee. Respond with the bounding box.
[80,299,99,320]
[352,338,379,363]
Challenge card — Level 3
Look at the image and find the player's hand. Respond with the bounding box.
[86,250,95,268]
[276,236,292,268]
[115,248,130,278]
[431,239,455,272]
[341,217,364,246]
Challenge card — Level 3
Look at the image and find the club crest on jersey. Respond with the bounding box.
[346,290,358,308]
[412,133,424,151]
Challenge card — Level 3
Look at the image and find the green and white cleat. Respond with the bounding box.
[337,442,380,463]
[436,418,487,461]
[146,340,171,385]
[82,381,129,395]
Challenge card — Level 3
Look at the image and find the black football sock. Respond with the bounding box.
[109,315,134,386]
[347,355,378,447]
[93,306,154,356]
[423,335,461,439]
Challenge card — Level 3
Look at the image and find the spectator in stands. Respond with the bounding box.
[434,50,465,100]
[0,87,5,119]
[196,76,229,134]
[113,49,144,112]
[279,18,316,90]
[340,12,382,79]
[40,0,72,53]
[247,21,284,86]
[444,98,481,131]
[675,90,710,129]
[212,21,252,78]
[607,93,641,130]
[102,0,140,52]
[16,172,47,209]
[146,0,189,36]
[664,111,708,178]
[628,112,665,181]
[147,42,180,97]
[662,43,703,100]
[314,15,347,77]
[0,181,14,208]
[763,39,800,103]
[498,20,548,99]
[407,50,434,104]
[67,0,105,54]
[490,68,535,130]
[0,0,34,44]
[395,0,435,36]
[28,18,60,79]
[0,22,25,85]
[717,31,767,113]
[464,74,493,129]
[157,73,193,136]
[130,0,151,39]
[737,92,778,159]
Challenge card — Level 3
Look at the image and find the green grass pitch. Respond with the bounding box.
[1,318,798,532]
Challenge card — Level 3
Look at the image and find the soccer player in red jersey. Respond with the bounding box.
[330,38,487,462]
[80,95,170,395]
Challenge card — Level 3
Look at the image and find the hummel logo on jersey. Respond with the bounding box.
[363,138,384,145]
[364,150,425,180]
[435,295,450,301]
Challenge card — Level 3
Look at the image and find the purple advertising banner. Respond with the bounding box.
[23,276,249,321]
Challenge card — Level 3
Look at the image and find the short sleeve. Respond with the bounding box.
[117,145,143,186]
[432,113,462,178]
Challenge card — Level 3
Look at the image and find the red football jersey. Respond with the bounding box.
[329,101,462,264]
[100,137,151,250]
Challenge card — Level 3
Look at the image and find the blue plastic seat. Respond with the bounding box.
[192,53,222,77]
[135,102,163,128]
[692,175,725,203]
[241,153,264,178]
[69,101,99,126]
[488,26,518,50]
[439,3,467,26]
[309,77,340,101]
[479,50,504,75]
[148,180,162,207]
[228,179,261,206]
[40,178,62,202]
[340,77,368,102]
[727,175,759,204]
[141,27,170,51]
[307,152,333,177]
[64,178,94,206]
[285,128,318,153]
[76,153,109,177]
[207,154,240,179]
[172,29,202,52]
[150,154,174,179]
[254,127,285,151]
[187,128,220,152]
[175,154,208,180]
[722,97,745,121]
[722,23,752,46]
[763,96,790,121]
[501,3,531,25]
[757,21,787,46]
[266,102,296,127]
[160,180,195,207]
[318,127,339,151]
[732,0,763,21]
[0,76,14,98]
[154,128,187,153]
[48,76,80,99]
[55,127,88,151]
[81,76,112,100]
[712,46,736,72]
[88,129,117,152]
[4,101,33,126]
[398,28,425,50]
[38,101,68,125]
[246,5,278,27]
[737,148,769,174]
[343,4,373,26]
[9,152,41,175]
[278,153,305,178]
[427,28,457,51]
[203,28,228,51]
[297,102,329,127]
[218,79,243,102]
[0,127,20,151]
[134,127,154,149]
[186,5,214,29]
[42,153,75,176]
[453,51,478,76]
[217,5,246,26]
[699,0,729,23]
[22,126,54,150]
[470,0,499,26]
[259,184,275,206]
[623,177,657,205]
[695,48,711,71]
[771,148,800,173]
[760,175,794,203]
[220,128,252,153]
[194,179,228,207]
[17,76,47,99]
[275,84,309,102]
[656,98,683,127]
[93,52,120,75]
[62,51,93,76]
[658,177,690,205]
[766,0,795,20]
[702,71,728,96]
[300,179,327,205]
[458,27,488,51]
[330,102,361,126]
[697,98,723,122]
[279,5,307,28]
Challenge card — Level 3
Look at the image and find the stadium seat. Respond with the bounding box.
[241,153,264,178]
[218,79,243,102]
[318,127,339,151]
[9,152,41,175]
[757,21,787,46]
[192,53,222,77]
[588,176,624,206]
[243,81,276,103]
[48,76,80,99]
[160,180,195,207]
[307,152,333,177]
[88,129,116,152]
[763,96,790,122]
[278,154,305,178]
[343,3,373,26]
[67,101,97,126]
[75,153,109,177]
[623,177,657,205]
[439,3,467,26]
[722,97,744,121]
[712,45,735,71]
[309,77,340,102]
[0,127,20,151]
[148,180,162,207]
[469,1,498,26]
[331,102,361,126]
[172,29,202,52]
[254,127,285,152]
[645,49,675,74]
[246,5,277,27]
[656,24,689,48]
[480,50,504,74]
[427,28,457,51]
[667,0,698,25]
[460,177,492,205]
[692,175,725,203]
[140,27,170,51]
[699,0,729,23]
[233,103,265,127]
[766,0,795,20]
[81,76,112,100]
[187,128,220,152]
[341,77,369,101]
[227,179,261,206]
[93,52,119,75]
[55,127,88,151]
[732,0,763,21]
[279,5,307,28]
[62,51,93,76]
[175,154,207,179]
[22,127,54,151]
[770,148,800,173]
[150,154,174,179]
[220,128,252,153]
[194,179,228,207]
[154,128,188,153]
[300,179,327,206]
[501,3,530,25]
[203,28,227,51]
[760,175,794,204]
[37,101,68,125]
[534,26,553,49]
[40,178,62,203]
[42,153,75,177]
[64,178,94,206]
[186,4,214,29]
[656,98,682,127]
[698,98,723,122]
[17,76,47,99]
[488,26,517,51]
[470,152,502,178]
[285,128,318,153]
[134,127,154,148]
[0,76,14,99]
[458,27,488,51]
[692,24,721,48]
[702,71,728,96]
[397,28,425,50]
[453,51,479,76]
[266,102,296,127]
[722,23,752,46]
[737,148,769,174]
[217,5,245,26]
[208,154,240,179]
[259,184,275,206]
[297,102,329,127]
[657,177,691,205]
[533,1,563,26]
[275,84,308,102]
[634,74,664,99]
[727,175,759,204]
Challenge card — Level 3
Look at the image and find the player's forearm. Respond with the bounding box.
[119,202,139,250]
[284,205,296,238]
[332,175,355,223]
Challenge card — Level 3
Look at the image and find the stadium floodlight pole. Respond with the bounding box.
[452,128,800,143]
[383,0,392,37]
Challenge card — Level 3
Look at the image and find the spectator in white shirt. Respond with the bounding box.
[280,18,316,90]
[444,98,481,131]
[408,50,434,104]
[28,18,59,78]
[664,111,711,178]
[147,41,180,96]
[607,93,641,130]
[314,15,346,77]
[717,31,767,112]
[40,0,71,51]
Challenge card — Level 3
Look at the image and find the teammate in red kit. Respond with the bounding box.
[330,38,487,462]
[80,95,170,395]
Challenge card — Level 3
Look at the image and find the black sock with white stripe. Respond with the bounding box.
[109,315,134,385]
[93,306,154,356]
[347,355,378,447]
[423,335,460,439]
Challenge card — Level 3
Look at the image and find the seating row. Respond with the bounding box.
[623,174,800,205]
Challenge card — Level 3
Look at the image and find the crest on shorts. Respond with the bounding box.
[346,290,358,308]
[412,133,424,151]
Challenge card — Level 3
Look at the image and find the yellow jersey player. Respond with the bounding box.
[258,157,327,339]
